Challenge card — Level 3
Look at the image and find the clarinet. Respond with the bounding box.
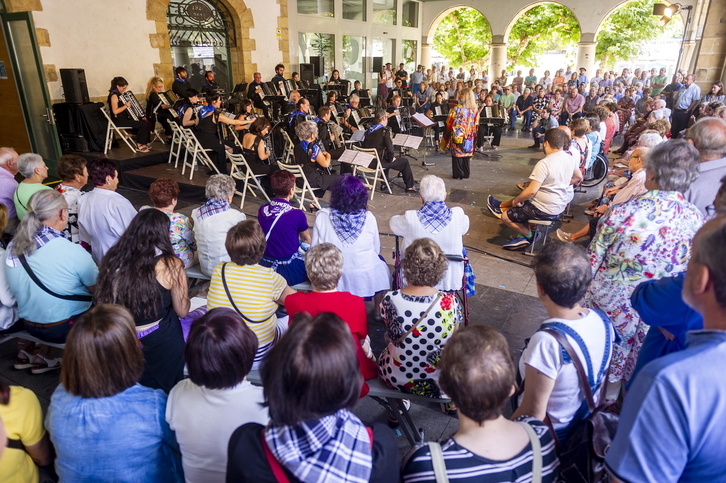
[120,91,146,121]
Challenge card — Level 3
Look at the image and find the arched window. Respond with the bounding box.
[167,0,235,92]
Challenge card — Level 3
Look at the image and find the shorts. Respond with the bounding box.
[506,200,561,224]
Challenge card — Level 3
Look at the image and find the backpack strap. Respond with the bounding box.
[540,321,596,387]
[543,328,597,413]
[427,441,450,483]
[518,422,542,483]
[220,263,266,325]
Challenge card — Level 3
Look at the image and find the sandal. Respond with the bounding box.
[30,354,62,374]
[14,349,41,370]
[137,145,151,153]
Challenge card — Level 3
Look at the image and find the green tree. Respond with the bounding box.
[596,0,683,68]
[507,4,580,69]
[432,8,491,67]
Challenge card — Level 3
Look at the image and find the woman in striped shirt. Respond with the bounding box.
[206,220,295,369]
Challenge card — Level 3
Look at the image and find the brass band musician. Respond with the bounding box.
[108,76,151,152]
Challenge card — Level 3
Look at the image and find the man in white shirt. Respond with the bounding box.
[487,128,582,249]
[684,117,726,217]
[78,158,137,264]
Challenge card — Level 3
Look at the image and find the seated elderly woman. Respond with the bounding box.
[78,157,137,264]
[46,304,183,482]
[55,154,88,244]
[285,243,378,390]
[258,170,310,286]
[378,238,462,398]
[226,312,397,482]
[311,175,390,306]
[512,243,615,446]
[402,326,559,482]
[166,308,269,483]
[191,174,246,276]
[390,174,470,291]
[206,220,294,369]
[6,190,97,372]
[293,119,340,195]
[557,147,650,242]
[13,153,51,221]
[145,178,196,268]
[585,140,703,392]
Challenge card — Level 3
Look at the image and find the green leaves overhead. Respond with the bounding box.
[432,8,492,67]
[595,0,683,68]
[506,4,580,69]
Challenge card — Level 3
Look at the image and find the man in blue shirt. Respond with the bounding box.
[671,74,701,138]
[605,215,726,483]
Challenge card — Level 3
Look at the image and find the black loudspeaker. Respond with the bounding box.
[300,63,315,85]
[372,57,383,73]
[309,56,323,77]
[60,68,90,104]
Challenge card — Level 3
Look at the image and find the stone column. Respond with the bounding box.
[421,42,432,69]
[575,33,597,80]
[489,36,507,81]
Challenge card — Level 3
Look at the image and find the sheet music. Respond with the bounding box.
[338,149,374,167]
[393,134,423,149]
[434,106,442,116]
[351,110,361,126]
[348,130,365,142]
[412,112,435,127]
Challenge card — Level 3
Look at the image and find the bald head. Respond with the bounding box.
[686,117,726,161]
[0,148,19,175]
[686,216,726,316]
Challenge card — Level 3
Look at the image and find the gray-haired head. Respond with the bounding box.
[638,132,664,148]
[646,139,701,193]
[205,174,236,202]
[12,189,68,258]
[305,243,343,291]
[0,148,18,168]
[419,175,447,203]
[17,153,45,179]
[295,120,317,141]
[685,117,726,161]
[690,216,726,311]
[534,242,591,309]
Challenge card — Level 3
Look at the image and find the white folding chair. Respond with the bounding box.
[352,146,392,200]
[280,129,295,165]
[167,122,186,167]
[229,153,270,209]
[101,106,137,154]
[276,162,319,211]
[180,130,219,180]
[227,124,244,150]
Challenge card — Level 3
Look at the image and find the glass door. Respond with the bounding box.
[2,12,62,166]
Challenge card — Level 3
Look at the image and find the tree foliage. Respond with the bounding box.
[432,8,492,67]
[596,0,683,68]
[507,4,580,69]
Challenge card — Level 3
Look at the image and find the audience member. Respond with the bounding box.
[585,140,703,391]
[0,382,53,483]
[512,242,615,445]
[487,129,581,250]
[402,325,559,482]
[55,154,88,244]
[6,190,96,371]
[146,178,196,267]
[390,175,470,291]
[257,170,310,286]
[13,153,51,220]
[0,147,19,233]
[605,215,726,481]
[46,304,183,482]
[0,205,18,332]
[311,175,390,305]
[206,220,294,369]
[95,209,189,393]
[683,117,726,217]
[191,174,246,276]
[226,312,397,482]
[379,238,462,398]
[78,157,137,264]
[166,308,269,483]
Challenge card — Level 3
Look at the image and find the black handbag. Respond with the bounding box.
[543,328,619,483]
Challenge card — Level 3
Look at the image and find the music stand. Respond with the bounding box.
[411,113,436,168]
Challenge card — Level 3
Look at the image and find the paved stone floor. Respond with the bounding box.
[0,126,603,462]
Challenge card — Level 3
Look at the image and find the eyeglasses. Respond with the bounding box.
[705,204,716,217]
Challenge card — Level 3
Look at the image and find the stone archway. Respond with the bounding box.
[146,0,267,90]
[503,1,582,44]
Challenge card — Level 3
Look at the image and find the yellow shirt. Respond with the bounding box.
[207,262,286,346]
[0,386,45,483]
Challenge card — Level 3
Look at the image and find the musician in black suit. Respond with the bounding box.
[287,97,310,139]
[172,67,189,99]
[247,72,270,119]
[291,72,307,90]
[107,76,150,152]
[201,71,221,94]
[385,95,405,134]
[271,64,285,93]
[283,91,301,116]
[293,120,339,194]
[361,110,416,192]
[315,107,347,168]
[477,95,503,151]
[145,76,175,140]
[387,78,412,105]
[428,91,449,147]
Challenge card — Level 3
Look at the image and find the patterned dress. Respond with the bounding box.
[141,206,196,267]
[444,106,478,157]
[378,291,462,398]
[584,190,703,383]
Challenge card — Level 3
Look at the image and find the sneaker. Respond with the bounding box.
[503,234,532,250]
[528,144,540,149]
[487,195,502,218]
[555,228,573,242]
